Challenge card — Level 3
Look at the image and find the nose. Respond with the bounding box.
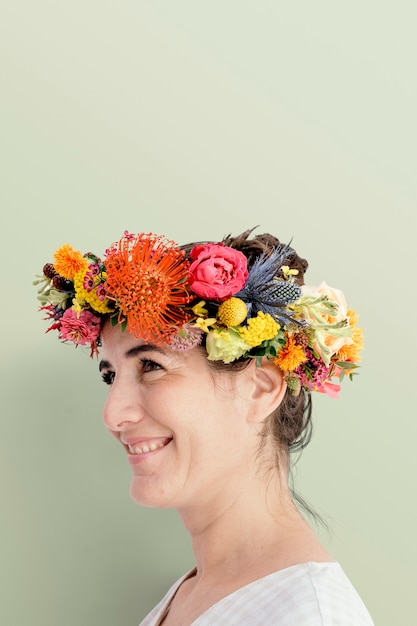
[102,379,145,434]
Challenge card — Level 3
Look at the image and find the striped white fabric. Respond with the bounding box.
[139,562,374,625]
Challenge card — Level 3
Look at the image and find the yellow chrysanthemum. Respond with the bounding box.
[217,297,248,327]
[239,311,279,347]
[53,244,88,280]
[74,269,113,314]
[274,335,308,372]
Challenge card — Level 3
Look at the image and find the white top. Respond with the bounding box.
[139,561,374,625]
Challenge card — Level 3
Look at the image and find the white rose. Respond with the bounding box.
[298,281,353,364]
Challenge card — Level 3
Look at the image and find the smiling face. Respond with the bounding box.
[99,321,273,512]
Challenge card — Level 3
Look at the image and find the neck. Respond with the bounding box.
[176,463,328,581]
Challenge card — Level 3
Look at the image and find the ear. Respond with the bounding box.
[245,358,287,424]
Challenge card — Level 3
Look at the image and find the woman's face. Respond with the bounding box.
[99,322,263,511]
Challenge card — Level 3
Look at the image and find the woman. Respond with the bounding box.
[35,228,373,625]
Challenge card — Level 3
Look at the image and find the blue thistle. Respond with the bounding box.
[236,245,302,325]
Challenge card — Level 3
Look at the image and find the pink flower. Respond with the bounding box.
[188,244,248,301]
[83,274,95,291]
[95,283,107,301]
[88,263,100,276]
[59,308,101,345]
[169,325,204,351]
[316,381,341,399]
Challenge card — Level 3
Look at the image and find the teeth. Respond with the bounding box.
[128,440,169,455]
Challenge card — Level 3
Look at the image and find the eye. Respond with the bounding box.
[140,358,163,373]
[101,371,115,385]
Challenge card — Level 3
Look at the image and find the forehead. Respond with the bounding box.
[100,321,168,357]
[99,320,205,367]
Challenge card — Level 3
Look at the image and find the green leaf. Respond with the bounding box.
[336,361,359,370]
[110,314,119,327]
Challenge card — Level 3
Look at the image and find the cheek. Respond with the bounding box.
[190,397,247,449]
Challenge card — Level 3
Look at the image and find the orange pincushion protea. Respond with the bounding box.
[104,232,193,344]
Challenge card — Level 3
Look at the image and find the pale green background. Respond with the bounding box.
[1,1,416,625]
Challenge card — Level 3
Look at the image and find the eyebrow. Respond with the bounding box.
[98,343,167,372]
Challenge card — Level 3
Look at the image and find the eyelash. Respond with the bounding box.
[140,358,162,373]
[101,371,115,385]
[101,359,162,385]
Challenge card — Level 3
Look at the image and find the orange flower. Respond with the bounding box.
[104,232,192,343]
[336,309,364,365]
[274,335,308,371]
[53,244,88,280]
[347,308,359,326]
[336,327,364,364]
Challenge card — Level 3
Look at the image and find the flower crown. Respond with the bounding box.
[34,230,363,398]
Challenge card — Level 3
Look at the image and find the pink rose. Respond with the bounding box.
[189,244,248,301]
[59,308,101,345]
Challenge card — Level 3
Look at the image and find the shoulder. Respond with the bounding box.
[138,563,375,626]
[286,562,374,625]
[199,562,374,626]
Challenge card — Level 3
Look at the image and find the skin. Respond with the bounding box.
[100,321,332,626]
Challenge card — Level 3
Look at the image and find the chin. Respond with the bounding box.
[129,478,176,509]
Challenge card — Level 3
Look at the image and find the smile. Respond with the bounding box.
[127,437,172,456]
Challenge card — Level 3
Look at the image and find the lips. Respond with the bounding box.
[127,437,172,455]
[123,436,172,464]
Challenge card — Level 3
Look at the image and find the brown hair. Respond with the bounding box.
[183,227,312,457]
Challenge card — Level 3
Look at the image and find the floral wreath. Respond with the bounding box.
[34,230,364,399]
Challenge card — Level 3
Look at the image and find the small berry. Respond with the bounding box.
[43,263,57,279]
[294,332,309,349]
[52,275,74,291]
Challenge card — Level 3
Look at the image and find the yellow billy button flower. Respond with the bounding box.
[239,311,280,347]
[217,297,248,327]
